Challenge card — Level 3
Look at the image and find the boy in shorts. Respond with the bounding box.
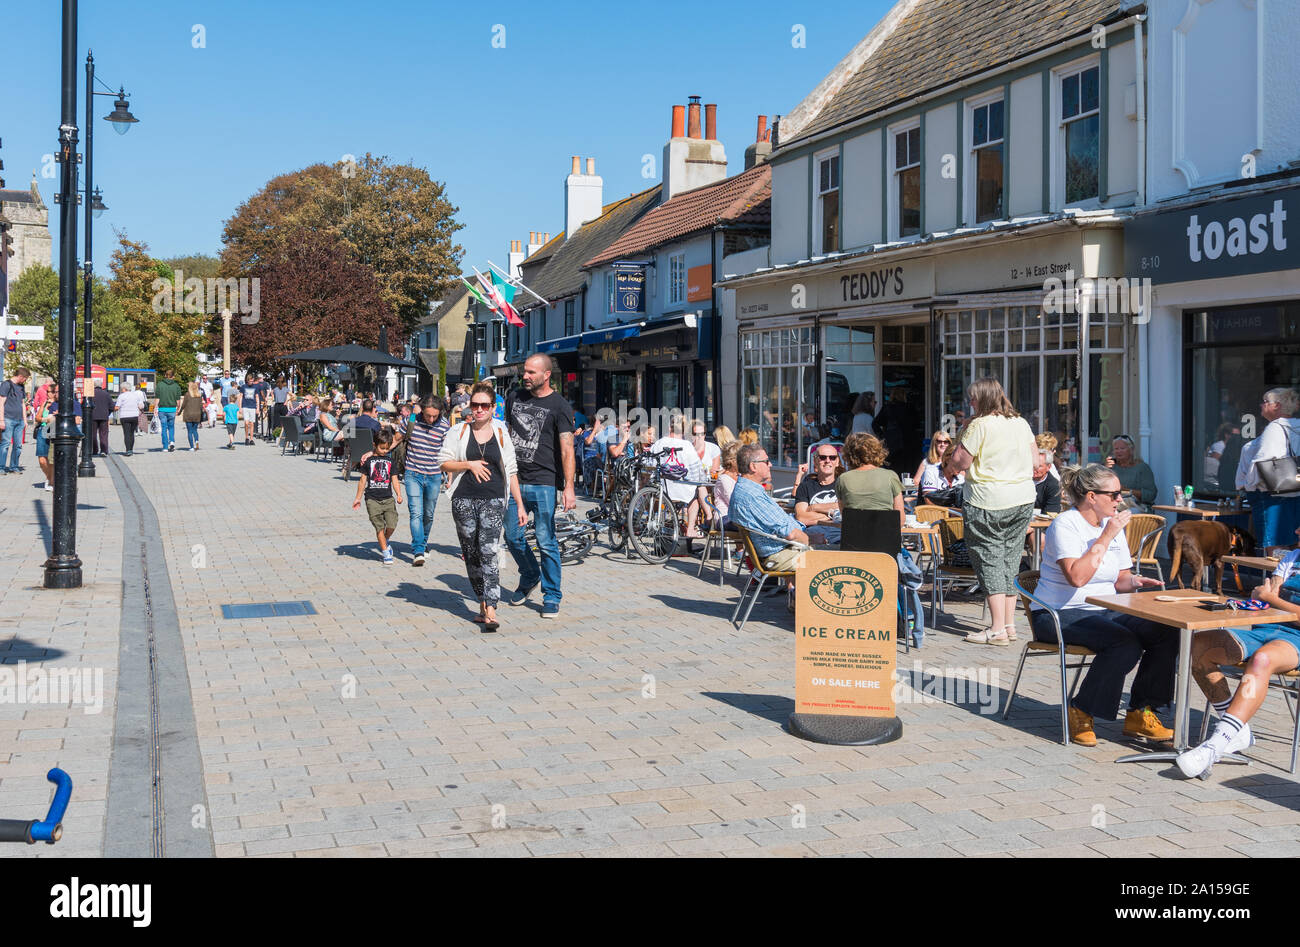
[223,395,241,449]
[352,428,404,564]
[1181,537,1300,777]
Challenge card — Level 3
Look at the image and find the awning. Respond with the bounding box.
[580,323,643,345]
[638,314,693,337]
[537,334,582,354]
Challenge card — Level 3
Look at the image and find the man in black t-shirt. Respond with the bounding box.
[503,354,575,618]
[794,447,843,546]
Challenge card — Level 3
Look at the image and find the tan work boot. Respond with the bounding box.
[1123,706,1174,742]
[1068,706,1097,747]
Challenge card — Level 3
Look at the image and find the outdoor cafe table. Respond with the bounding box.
[1083,589,1295,766]
[1153,502,1251,521]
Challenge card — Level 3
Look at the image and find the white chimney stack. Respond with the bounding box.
[564,156,603,239]
[662,97,728,201]
[508,239,525,279]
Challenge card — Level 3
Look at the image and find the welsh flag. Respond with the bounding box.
[479,271,525,328]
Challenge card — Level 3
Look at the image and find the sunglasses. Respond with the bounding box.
[816,454,838,461]
[1113,435,1134,443]
[1092,490,1124,500]
[470,402,493,410]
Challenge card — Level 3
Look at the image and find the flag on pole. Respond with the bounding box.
[462,277,492,309]
[476,270,525,328]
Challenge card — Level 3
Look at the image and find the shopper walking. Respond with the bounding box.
[92,381,113,455]
[115,381,147,456]
[1240,387,1300,549]
[949,377,1037,646]
[400,395,451,567]
[503,354,576,618]
[179,381,204,450]
[0,366,29,473]
[439,383,527,632]
[155,368,184,453]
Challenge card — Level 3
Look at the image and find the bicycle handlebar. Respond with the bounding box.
[0,768,72,844]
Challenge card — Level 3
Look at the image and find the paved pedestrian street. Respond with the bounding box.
[3,427,1300,858]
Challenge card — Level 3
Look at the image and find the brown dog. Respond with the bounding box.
[1166,520,1256,593]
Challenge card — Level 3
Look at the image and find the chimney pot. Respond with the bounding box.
[687,97,702,139]
[704,104,717,141]
[544,232,550,243]
[671,104,685,139]
[756,115,768,144]
[571,156,581,175]
[586,157,596,175]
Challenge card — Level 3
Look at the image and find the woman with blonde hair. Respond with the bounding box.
[737,427,759,446]
[949,377,1037,646]
[913,429,954,489]
[713,441,742,524]
[713,425,736,449]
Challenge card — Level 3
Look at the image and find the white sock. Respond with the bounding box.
[1211,698,1232,716]
[1208,712,1244,751]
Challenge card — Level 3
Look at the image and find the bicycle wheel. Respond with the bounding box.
[559,525,595,563]
[628,487,680,565]
[605,491,630,552]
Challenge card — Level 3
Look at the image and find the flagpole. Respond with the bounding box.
[485,259,550,306]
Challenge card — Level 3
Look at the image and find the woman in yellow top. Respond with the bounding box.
[949,377,1037,646]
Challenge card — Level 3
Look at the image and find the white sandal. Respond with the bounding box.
[964,629,1009,646]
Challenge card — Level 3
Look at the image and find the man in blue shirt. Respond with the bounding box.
[729,443,813,571]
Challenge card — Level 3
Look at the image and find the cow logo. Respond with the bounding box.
[809,566,884,618]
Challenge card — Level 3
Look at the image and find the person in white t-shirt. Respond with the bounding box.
[114,382,148,456]
[1031,463,1172,747]
[649,415,705,536]
[686,419,722,532]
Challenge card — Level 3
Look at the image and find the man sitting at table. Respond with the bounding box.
[1179,539,1300,778]
[730,444,817,571]
[1031,463,1172,746]
[353,399,382,435]
[793,444,843,547]
[1033,448,1062,513]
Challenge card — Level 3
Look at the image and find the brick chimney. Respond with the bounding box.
[564,156,603,239]
[744,114,773,170]
[662,98,728,201]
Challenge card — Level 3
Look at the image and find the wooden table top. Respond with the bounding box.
[1152,504,1251,518]
[1221,555,1281,571]
[902,524,939,534]
[1085,589,1294,630]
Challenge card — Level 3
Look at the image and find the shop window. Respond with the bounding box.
[815,149,840,254]
[565,299,575,336]
[969,96,1005,223]
[740,327,822,466]
[1057,61,1100,206]
[891,122,922,239]
[669,253,686,306]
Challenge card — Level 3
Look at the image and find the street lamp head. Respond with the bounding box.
[91,187,107,218]
[105,90,138,135]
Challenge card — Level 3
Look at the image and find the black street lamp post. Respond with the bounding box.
[46,0,81,588]
[79,50,136,478]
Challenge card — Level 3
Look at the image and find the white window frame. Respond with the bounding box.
[605,271,615,317]
[888,118,922,241]
[812,146,841,255]
[964,90,1005,226]
[668,252,686,307]
[1051,55,1102,211]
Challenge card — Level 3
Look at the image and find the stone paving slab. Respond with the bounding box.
[5,421,1300,856]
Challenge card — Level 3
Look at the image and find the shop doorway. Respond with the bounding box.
[649,366,684,413]
[878,364,927,473]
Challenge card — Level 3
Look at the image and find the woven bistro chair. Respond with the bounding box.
[1004,570,1097,746]
[1123,513,1166,584]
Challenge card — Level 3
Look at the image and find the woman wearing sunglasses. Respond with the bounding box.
[438,382,527,633]
[914,430,957,497]
[1028,463,1173,746]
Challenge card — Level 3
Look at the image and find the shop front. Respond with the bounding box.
[730,221,1130,473]
[580,318,711,429]
[1126,183,1300,497]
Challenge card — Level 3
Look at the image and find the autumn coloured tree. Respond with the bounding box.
[108,233,203,379]
[230,228,394,371]
[221,154,464,337]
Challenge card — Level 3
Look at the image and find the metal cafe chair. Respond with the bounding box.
[731,525,808,632]
[1005,570,1097,747]
[1197,666,1300,774]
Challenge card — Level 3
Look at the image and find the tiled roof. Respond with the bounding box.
[0,190,35,204]
[789,0,1123,145]
[515,186,662,310]
[583,165,771,269]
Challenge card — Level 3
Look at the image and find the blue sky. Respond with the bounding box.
[5,0,893,276]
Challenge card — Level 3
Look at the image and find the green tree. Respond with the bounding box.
[109,233,203,380]
[221,155,464,337]
[437,346,446,398]
[5,263,145,378]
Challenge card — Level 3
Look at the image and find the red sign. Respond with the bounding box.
[76,364,108,388]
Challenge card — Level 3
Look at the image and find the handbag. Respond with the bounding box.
[1253,421,1300,494]
[660,446,689,481]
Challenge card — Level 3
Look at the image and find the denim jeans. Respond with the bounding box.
[185,420,200,449]
[404,471,443,556]
[159,408,176,449]
[2,417,23,470]
[505,483,561,605]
